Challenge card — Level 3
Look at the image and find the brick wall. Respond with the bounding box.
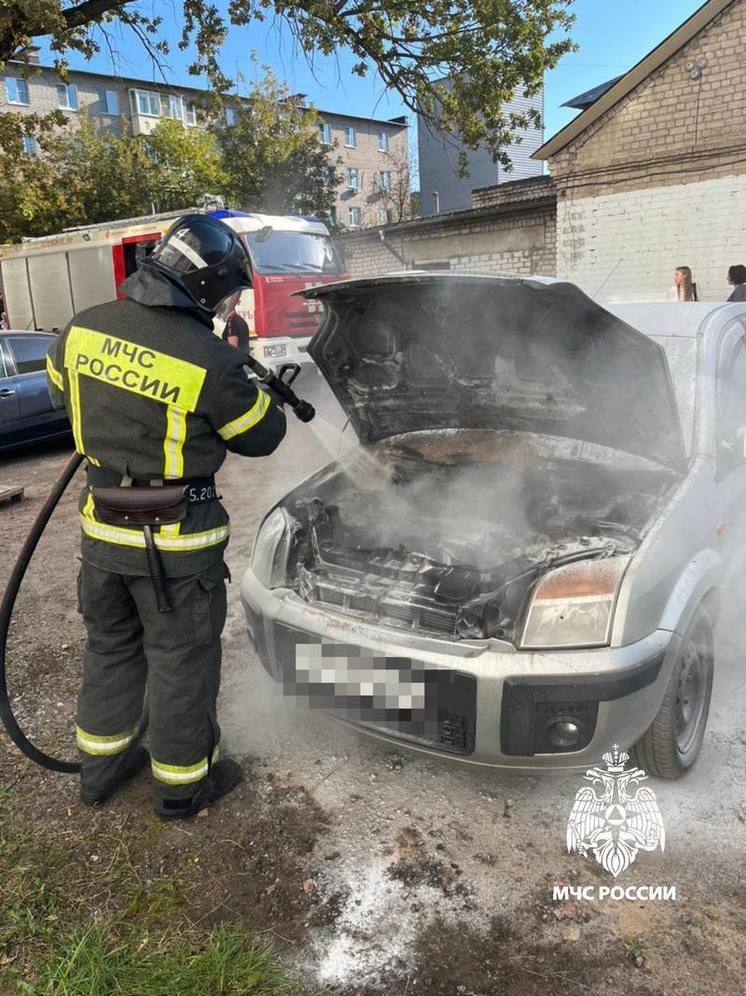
[549,0,746,197]
[557,173,746,303]
[545,0,746,303]
[339,182,557,279]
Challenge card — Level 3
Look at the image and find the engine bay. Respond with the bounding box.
[282,432,673,644]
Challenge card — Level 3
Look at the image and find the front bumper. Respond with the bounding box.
[240,570,678,770]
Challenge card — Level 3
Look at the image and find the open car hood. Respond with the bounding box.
[304,275,686,471]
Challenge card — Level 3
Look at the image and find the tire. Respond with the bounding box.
[632,606,714,779]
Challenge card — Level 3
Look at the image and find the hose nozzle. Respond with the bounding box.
[245,357,316,423]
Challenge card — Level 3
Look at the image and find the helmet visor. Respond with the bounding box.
[153,217,237,275]
[214,289,244,321]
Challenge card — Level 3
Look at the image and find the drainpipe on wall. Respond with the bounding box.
[378,229,409,269]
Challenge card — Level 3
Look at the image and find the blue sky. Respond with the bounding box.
[42,1,705,138]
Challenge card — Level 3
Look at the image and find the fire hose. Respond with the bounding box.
[0,362,315,772]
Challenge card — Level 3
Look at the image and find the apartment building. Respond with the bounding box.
[418,82,544,215]
[1,51,409,227]
[318,111,409,229]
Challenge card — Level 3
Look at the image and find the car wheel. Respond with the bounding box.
[632,606,714,779]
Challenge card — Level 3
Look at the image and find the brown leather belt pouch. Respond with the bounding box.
[91,486,188,527]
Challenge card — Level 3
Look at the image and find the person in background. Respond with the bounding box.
[668,266,699,302]
[221,310,251,353]
[726,265,746,302]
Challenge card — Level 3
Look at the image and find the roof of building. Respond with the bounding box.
[339,176,556,239]
[7,56,408,129]
[470,174,554,197]
[561,75,625,110]
[534,0,735,160]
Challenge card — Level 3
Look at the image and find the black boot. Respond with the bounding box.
[80,746,150,806]
[154,758,243,820]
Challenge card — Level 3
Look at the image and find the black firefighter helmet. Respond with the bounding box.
[144,213,252,314]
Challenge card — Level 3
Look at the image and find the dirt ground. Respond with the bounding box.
[1,386,744,994]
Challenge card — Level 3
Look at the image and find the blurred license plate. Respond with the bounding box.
[273,623,477,754]
[294,642,427,711]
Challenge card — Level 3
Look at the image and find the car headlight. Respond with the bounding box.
[520,557,628,650]
[250,507,292,588]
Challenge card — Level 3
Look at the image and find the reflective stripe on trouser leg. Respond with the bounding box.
[76,725,136,756]
[124,564,227,805]
[151,747,219,786]
[76,562,148,794]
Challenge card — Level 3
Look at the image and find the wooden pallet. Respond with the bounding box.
[0,485,24,505]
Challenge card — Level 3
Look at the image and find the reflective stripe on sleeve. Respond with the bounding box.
[76,725,136,756]
[46,354,64,390]
[218,391,270,440]
[163,405,187,478]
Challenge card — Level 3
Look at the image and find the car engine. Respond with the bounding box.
[279,437,673,644]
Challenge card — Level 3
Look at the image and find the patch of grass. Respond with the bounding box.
[18,922,293,996]
[623,936,645,962]
[0,792,295,995]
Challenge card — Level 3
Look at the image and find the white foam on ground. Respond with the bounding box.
[315,859,414,986]
[310,851,493,989]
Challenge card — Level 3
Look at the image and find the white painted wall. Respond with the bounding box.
[556,173,746,305]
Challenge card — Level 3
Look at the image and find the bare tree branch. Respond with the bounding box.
[62,1,134,31]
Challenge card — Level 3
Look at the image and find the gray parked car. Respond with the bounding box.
[241,274,746,778]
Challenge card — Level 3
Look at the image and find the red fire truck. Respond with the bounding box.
[0,208,347,371]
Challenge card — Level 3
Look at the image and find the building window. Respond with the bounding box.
[344,125,356,147]
[378,170,392,191]
[378,131,389,152]
[349,206,362,228]
[319,121,331,145]
[328,207,337,225]
[5,77,30,105]
[101,89,118,115]
[185,102,197,126]
[165,94,184,120]
[57,83,78,111]
[22,135,37,156]
[378,208,388,225]
[346,167,359,190]
[134,90,161,117]
[225,106,235,126]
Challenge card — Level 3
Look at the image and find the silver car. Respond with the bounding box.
[241,274,746,778]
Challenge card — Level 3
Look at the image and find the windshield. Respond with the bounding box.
[244,231,344,276]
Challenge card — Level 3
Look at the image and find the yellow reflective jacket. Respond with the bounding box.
[46,295,286,576]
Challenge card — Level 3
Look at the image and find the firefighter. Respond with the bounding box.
[46,214,287,818]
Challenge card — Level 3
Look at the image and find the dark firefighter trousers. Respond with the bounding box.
[76,558,228,810]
